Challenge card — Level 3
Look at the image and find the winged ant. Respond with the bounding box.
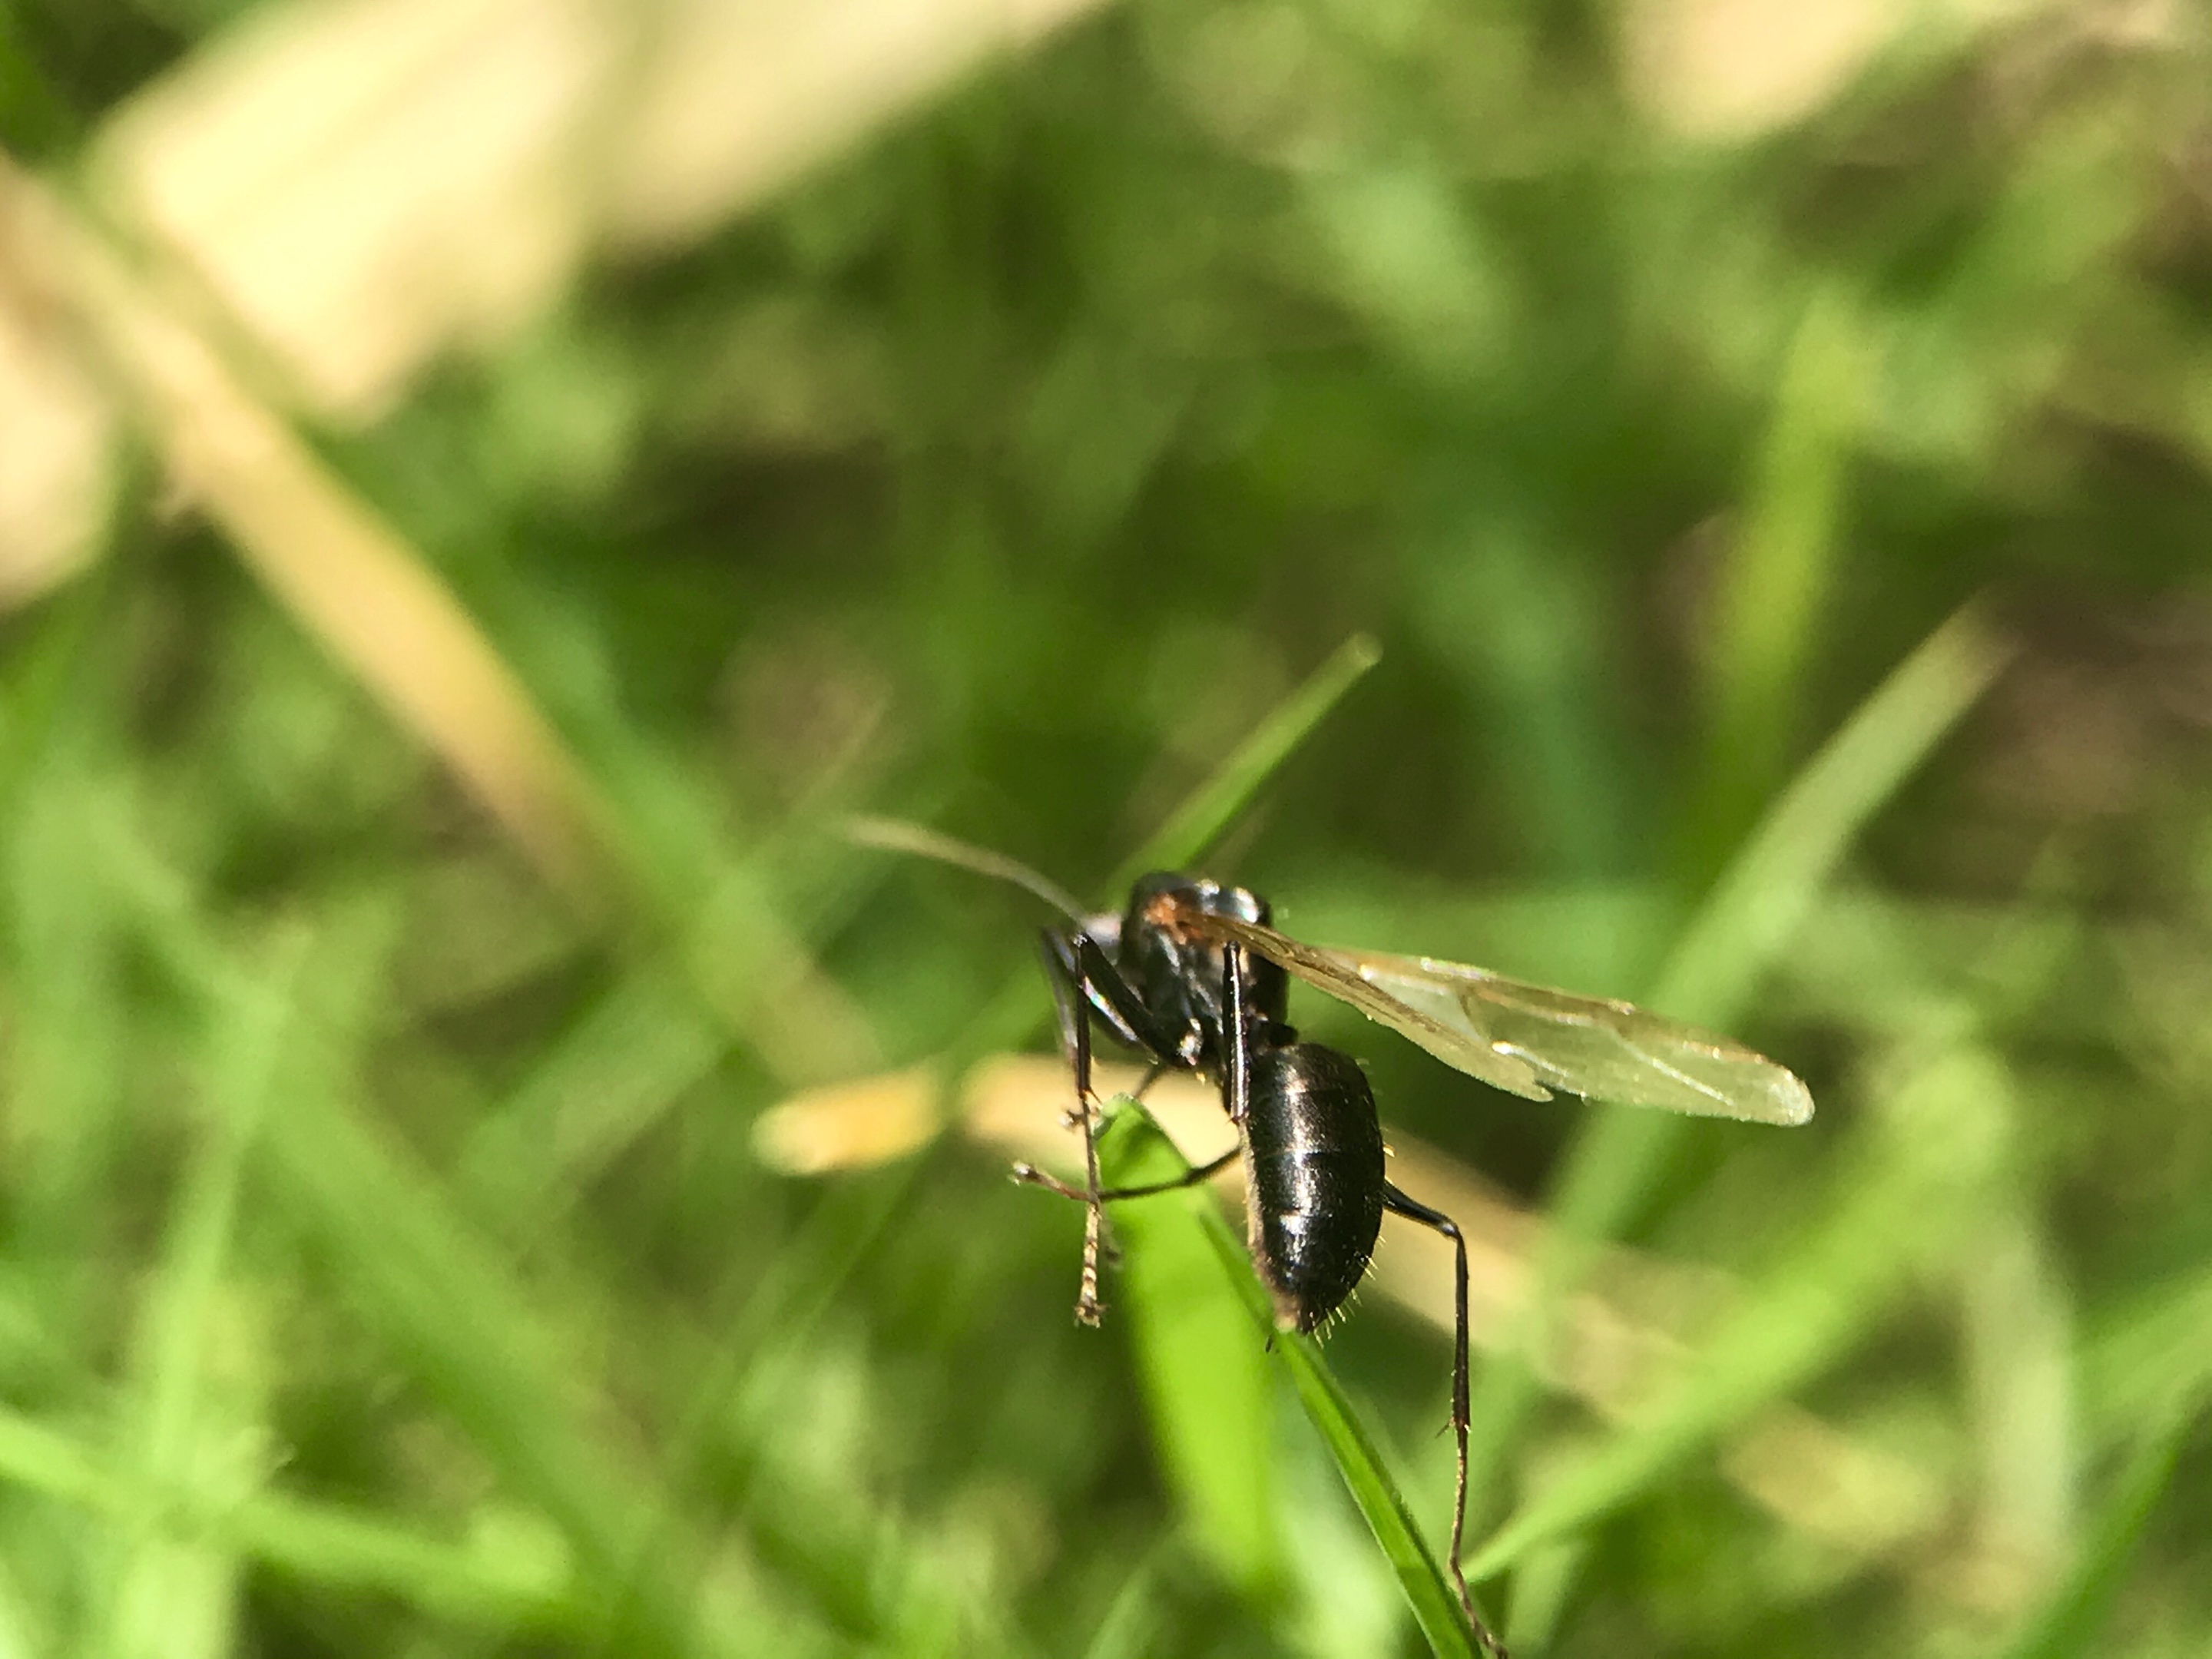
[849,817,1813,1655]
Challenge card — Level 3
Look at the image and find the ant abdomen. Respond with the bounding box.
[1242,1044,1386,1334]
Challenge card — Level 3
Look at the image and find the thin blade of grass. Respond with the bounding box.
[1683,286,1864,875]
[1078,1549,1164,1659]
[220,1490,579,1630]
[1203,1217,1487,1659]
[240,988,711,1651]
[458,965,724,1233]
[1098,1108,1283,1601]
[8,756,134,1312]
[1105,631,1380,892]
[1462,1040,2012,1580]
[2081,1264,2212,1441]
[99,940,300,1659]
[1960,1207,2078,1611]
[0,1402,578,1628]
[86,819,720,1655]
[1659,600,2017,1025]
[1095,1108,1485,1659]
[1995,1412,2189,1659]
[950,633,1382,1065]
[1459,602,2016,1515]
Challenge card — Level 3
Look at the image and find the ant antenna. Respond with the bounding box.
[842,816,1089,923]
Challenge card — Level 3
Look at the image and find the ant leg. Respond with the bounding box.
[1073,974,1108,1325]
[1383,1182,1508,1659]
[1103,1149,1237,1198]
[1028,929,1195,1325]
[1046,928,1180,1056]
[1038,932,1097,1129]
[1223,942,1251,1127]
[1037,930,1110,1326]
[1012,1148,1238,1204]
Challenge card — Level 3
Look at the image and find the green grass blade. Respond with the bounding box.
[1684,286,1864,873]
[1551,598,2018,1240]
[248,1023,707,1648]
[8,768,129,1322]
[0,1403,115,1512]
[1658,599,2018,1026]
[955,632,1380,1062]
[1106,631,1380,891]
[1996,1413,2188,1659]
[220,1491,579,1629]
[1463,1040,2013,1580]
[0,1402,578,1628]
[99,941,300,1659]
[88,820,718,1653]
[1097,1110,1283,1600]
[458,965,724,1233]
[1078,1554,1162,1659]
[2081,1264,2212,1442]
[1460,602,2018,1514]
[1096,1109,1485,1659]
[1200,1224,1485,1659]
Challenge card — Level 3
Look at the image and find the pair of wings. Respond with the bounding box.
[1181,909,1813,1127]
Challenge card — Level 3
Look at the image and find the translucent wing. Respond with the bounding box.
[1187,912,1813,1126]
[1184,912,1553,1100]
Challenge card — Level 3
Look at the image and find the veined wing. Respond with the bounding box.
[1186,913,1552,1101]
[1187,913,1813,1126]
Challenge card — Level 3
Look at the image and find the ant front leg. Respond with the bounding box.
[1221,940,1252,1126]
[1383,1181,1508,1659]
[1033,929,1110,1326]
[1019,929,1200,1324]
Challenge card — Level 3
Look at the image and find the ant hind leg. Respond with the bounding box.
[1382,1181,1509,1659]
[1012,1147,1238,1205]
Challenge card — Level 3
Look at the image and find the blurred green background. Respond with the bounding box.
[3,0,2212,1654]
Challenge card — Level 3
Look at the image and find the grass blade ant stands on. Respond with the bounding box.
[849,816,1813,1656]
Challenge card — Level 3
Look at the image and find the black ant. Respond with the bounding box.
[851,819,1812,1655]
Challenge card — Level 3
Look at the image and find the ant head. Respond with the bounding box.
[1114,873,1288,1049]
[1124,871,1271,936]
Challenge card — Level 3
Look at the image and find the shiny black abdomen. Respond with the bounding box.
[1244,1044,1385,1332]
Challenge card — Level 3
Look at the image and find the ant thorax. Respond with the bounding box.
[1109,873,1290,1067]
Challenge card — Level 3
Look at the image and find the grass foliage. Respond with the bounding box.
[5,1,2212,1655]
